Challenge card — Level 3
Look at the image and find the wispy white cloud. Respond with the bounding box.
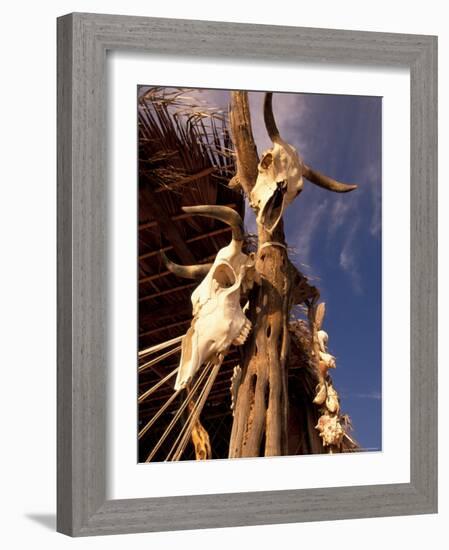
[329,197,352,234]
[290,199,328,268]
[365,161,382,237]
[326,160,380,295]
[339,217,363,295]
[353,390,382,400]
[248,91,309,154]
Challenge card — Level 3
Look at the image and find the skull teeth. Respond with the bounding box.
[232,319,252,346]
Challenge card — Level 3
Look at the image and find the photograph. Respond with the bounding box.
[137,86,382,463]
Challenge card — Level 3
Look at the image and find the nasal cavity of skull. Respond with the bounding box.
[212,264,235,288]
[263,186,285,230]
[278,180,288,191]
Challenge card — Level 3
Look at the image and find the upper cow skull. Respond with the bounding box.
[250,93,358,233]
[162,206,253,390]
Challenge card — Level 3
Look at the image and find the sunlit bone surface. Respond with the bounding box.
[178,253,252,390]
[162,206,253,391]
[317,329,336,372]
[250,136,304,233]
[315,413,345,447]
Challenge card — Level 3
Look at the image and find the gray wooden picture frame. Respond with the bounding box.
[57,12,438,537]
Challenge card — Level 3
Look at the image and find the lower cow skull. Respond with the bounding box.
[162,206,253,390]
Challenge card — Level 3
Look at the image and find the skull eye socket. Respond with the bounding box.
[260,152,273,169]
[212,264,236,288]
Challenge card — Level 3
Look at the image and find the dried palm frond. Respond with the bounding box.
[138,87,235,197]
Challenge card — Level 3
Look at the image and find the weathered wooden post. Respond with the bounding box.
[227,92,291,456]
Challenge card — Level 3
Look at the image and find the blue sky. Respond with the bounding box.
[244,90,382,451]
[273,92,382,451]
[164,87,382,451]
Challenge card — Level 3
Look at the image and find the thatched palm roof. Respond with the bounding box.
[138,88,246,459]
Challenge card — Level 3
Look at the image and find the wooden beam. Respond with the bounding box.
[154,167,216,193]
[139,226,231,261]
[139,302,192,324]
[139,268,171,284]
[139,354,239,389]
[141,184,196,264]
[139,319,191,339]
[138,377,235,415]
[139,254,217,285]
[138,354,236,380]
[139,282,197,303]
[139,362,238,394]
[139,406,232,424]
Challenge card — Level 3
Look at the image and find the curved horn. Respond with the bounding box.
[264,93,357,194]
[303,164,358,193]
[161,251,212,280]
[263,92,280,142]
[182,205,244,241]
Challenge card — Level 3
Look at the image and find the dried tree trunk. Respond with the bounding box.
[229,224,292,457]
[228,92,292,457]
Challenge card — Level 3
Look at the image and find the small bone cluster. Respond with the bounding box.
[311,303,346,448]
[315,414,345,448]
[313,380,345,448]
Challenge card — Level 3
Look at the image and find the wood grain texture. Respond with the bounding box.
[57,14,74,536]
[57,12,438,536]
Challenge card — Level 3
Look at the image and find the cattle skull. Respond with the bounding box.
[162,206,253,391]
[250,136,304,233]
[250,93,358,233]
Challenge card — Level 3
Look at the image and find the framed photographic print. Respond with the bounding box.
[57,12,437,536]
[135,86,377,463]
